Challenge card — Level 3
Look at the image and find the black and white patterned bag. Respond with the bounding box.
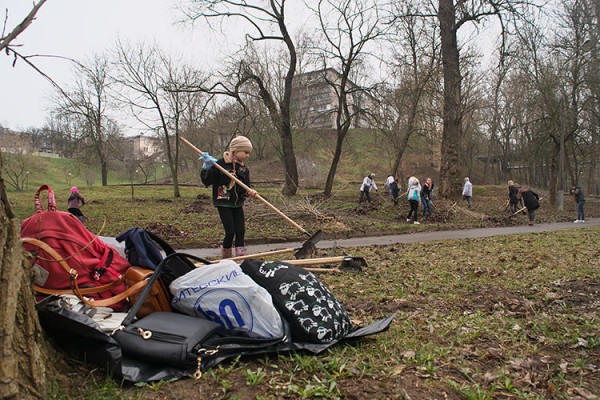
[240,260,352,343]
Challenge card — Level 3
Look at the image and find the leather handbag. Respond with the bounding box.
[113,311,221,369]
[124,267,172,318]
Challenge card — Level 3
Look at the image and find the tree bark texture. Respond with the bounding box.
[438,0,463,199]
[0,154,56,399]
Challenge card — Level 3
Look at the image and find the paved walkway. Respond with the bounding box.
[183,219,599,258]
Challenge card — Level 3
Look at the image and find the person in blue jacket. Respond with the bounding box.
[405,178,421,224]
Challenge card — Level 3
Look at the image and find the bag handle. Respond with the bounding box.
[34,185,56,213]
[119,252,177,327]
[21,237,148,308]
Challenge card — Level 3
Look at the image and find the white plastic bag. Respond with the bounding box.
[169,260,284,339]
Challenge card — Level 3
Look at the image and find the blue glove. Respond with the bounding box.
[200,152,217,170]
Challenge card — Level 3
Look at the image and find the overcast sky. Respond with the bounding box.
[1,1,500,134]
[0,0,245,132]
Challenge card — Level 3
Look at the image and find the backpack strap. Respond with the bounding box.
[21,237,148,308]
[145,230,176,255]
[34,185,56,213]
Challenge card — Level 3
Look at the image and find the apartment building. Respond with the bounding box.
[292,68,377,129]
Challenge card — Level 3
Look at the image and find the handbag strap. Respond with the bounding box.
[34,185,56,213]
[120,251,176,327]
[120,252,212,327]
[21,237,148,308]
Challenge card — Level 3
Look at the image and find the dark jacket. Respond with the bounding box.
[519,189,540,211]
[200,152,251,208]
[572,187,585,203]
[508,185,519,204]
[390,181,400,198]
[421,182,434,200]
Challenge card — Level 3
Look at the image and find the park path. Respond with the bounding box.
[183,219,599,258]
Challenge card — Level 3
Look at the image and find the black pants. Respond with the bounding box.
[217,206,245,248]
[68,207,84,222]
[406,200,419,222]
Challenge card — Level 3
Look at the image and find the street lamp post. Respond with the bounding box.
[68,172,72,187]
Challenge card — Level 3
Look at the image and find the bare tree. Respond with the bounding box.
[53,54,116,186]
[1,2,61,398]
[184,0,300,195]
[0,134,42,191]
[112,41,206,197]
[310,0,385,196]
[378,2,441,181]
[434,0,541,198]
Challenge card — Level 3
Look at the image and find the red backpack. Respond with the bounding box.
[21,185,133,310]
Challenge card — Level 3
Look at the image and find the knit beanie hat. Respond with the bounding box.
[70,186,79,193]
[229,136,253,153]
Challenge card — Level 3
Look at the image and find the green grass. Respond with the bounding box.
[42,226,600,399]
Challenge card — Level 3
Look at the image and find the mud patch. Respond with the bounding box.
[145,222,191,243]
[182,193,212,213]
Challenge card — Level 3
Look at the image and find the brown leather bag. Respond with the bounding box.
[124,266,172,318]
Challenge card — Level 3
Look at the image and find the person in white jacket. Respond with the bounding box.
[358,173,378,205]
[462,177,473,209]
[384,175,395,199]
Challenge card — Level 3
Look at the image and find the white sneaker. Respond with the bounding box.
[406,219,411,222]
[574,220,580,223]
[414,221,420,225]
[580,220,585,223]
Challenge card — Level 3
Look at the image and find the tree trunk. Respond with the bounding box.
[101,158,108,187]
[438,0,463,199]
[0,153,59,399]
[323,126,350,196]
[280,120,299,196]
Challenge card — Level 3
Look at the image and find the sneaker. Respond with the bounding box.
[414,221,420,225]
[580,220,585,223]
[406,218,411,222]
[574,220,580,223]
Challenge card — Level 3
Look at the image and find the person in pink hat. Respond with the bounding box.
[67,186,85,222]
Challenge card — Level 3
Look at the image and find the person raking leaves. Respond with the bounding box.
[200,136,257,258]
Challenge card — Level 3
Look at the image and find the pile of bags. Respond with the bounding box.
[21,185,395,383]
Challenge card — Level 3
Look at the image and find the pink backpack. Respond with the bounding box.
[21,185,134,310]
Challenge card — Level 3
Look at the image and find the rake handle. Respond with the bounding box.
[211,248,296,263]
[180,137,309,236]
[280,256,346,266]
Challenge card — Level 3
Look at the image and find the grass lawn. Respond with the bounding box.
[7,183,599,399]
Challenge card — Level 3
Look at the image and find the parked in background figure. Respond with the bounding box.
[570,186,585,223]
[67,186,85,223]
[518,187,540,226]
[358,173,378,205]
[507,180,520,213]
[406,178,421,224]
[421,177,434,219]
[200,136,258,259]
[390,178,400,206]
[462,177,473,209]
[384,175,395,200]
